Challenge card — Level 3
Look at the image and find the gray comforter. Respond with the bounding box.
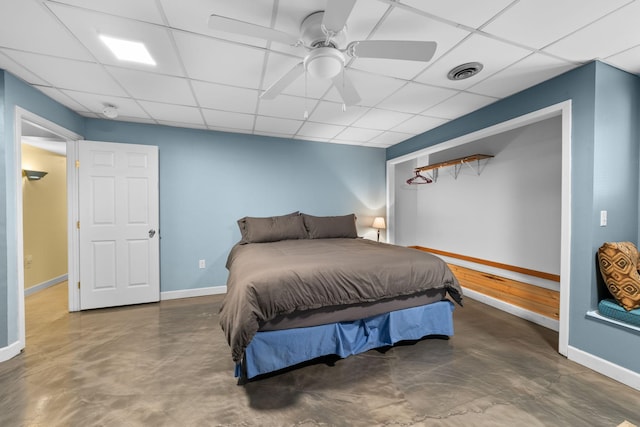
[220,238,463,362]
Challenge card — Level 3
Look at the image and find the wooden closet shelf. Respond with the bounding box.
[415,154,493,173]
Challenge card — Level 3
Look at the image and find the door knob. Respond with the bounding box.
[149,229,156,238]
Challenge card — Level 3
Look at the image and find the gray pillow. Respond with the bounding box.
[302,213,358,239]
[237,212,306,244]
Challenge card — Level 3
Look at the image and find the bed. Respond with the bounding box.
[219,213,463,381]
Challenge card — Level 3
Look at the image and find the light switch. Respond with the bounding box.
[199,259,206,269]
[600,210,607,227]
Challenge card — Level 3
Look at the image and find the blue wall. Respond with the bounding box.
[1,71,84,347]
[85,120,386,291]
[388,61,640,374]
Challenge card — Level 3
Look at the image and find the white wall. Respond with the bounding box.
[394,116,562,275]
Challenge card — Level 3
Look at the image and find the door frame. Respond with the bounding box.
[14,107,83,351]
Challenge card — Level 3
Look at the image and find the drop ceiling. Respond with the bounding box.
[2,0,639,148]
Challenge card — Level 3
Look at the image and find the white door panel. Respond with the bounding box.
[79,141,159,310]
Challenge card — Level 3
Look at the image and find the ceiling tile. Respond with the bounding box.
[33,85,91,112]
[352,108,413,130]
[415,33,531,90]
[470,53,577,98]
[106,66,196,105]
[0,50,49,86]
[257,94,316,121]
[351,7,470,79]
[334,127,383,142]
[61,89,150,119]
[606,45,640,75]
[324,69,407,107]
[298,122,345,140]
[0,0,91,61]
[209,126,253,136]
[391,115,448,134]
[422,92,497,119]
[191,80,259,114]
[400,0,515,29]
[308,101,369,126]
[482,0,631,49]
[47,3,185,77]
[161,0,274,47]
[48,0,165,24]
[3,50,127,96]
[173,31,265,88]
[138,101,204,125]
[376,82,457,114]
[254,116,302,135]
[202,109,255,131]
[369,131,414,147]
[157,120,207,130]
[543,1,640,62]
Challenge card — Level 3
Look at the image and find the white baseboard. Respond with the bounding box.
[24,274,68,296]
[568,346,640,391]
[463,287,559,331]
[0,340,22,363]
[160,285,227,301]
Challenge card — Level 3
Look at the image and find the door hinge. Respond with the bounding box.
[77,282,80,289]
[75,160,80,168]
[77,221,80,229]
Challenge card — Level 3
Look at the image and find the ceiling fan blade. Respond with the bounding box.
[208,14,299,46]
[331,72,361,106]
[261,62,305,100]
[322,0,357,33]
[347,40,437,62]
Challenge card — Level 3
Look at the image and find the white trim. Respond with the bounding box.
[14,107,82,352]
[463,287,559,331]
[385,100,571,356]
[0,340,22,363]
[586,310,640,333]
[67,140,80,312]
[568,345,640,392]
[558,100,572,357]
[24,274,68,296]
[160,285,227,301]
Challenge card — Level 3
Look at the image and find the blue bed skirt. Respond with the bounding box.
[237,300,455,379]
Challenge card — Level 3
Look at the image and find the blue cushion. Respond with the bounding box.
[598,299,640,328]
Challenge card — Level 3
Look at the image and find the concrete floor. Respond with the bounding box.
[1,283,639,426]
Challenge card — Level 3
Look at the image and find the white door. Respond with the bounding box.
[79,140,159,310]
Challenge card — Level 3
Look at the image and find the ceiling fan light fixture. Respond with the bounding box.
[447,62,483,81]
[304,47,345,79]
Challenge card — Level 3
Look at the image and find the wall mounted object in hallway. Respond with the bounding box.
[22,170,48,181]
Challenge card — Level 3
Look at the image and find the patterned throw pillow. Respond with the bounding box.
[597,242,640,311]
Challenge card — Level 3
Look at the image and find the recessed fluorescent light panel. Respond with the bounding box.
[99,35,156,66]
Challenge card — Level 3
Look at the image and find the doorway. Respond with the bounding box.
[15,107,82,352]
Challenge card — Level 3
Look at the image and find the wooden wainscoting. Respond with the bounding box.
[411,246,560,321]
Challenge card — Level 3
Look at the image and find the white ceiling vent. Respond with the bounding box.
[447,62,484,81]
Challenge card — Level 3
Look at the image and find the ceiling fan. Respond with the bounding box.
[208,0,437,106]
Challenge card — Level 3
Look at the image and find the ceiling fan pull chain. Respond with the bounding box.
[304,69,309,120]
[341,67,347,113]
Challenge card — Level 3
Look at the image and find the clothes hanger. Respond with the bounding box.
[406,171,433,185]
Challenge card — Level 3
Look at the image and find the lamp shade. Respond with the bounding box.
[23,170,48,180]
[372,217,386,229]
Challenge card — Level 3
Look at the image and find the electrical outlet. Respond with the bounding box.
[25,254,33,269]
[199,259,206,269]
